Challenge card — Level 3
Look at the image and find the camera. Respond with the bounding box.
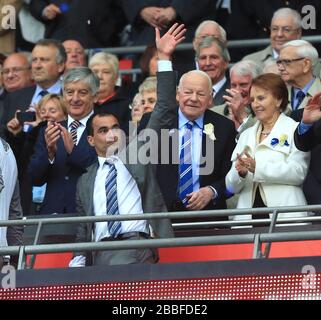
[16,111,36,124]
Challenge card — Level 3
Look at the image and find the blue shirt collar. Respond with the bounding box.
[35,80,62,98]
[293,77,315,96]
[178,109,204,130]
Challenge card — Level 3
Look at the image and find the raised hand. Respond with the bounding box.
[302,92,321,125]
[223,88,248,129]
[57,124,75,154]
[155,23,186,60]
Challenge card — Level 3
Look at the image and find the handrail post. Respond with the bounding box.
[262,210,279,258]
[27,221,43,269]
[252,234,262,259]
[17,246,26,270]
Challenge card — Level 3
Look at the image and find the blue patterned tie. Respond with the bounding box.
[38,90,49,98]
[105,162,121,237]
[179,121,194,206]
[70,120,81,145]
[294,90,305,110]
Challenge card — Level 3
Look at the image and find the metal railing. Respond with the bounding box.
[88,35,321,56]
[1,204,321,270]
[108,34,321,79]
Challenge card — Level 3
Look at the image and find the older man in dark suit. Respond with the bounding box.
[28,67,97,215]
[155,37,236,219]
[70,24,187,267]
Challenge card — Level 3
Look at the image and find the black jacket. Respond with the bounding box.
[30,0,127,48]
[94,90,131,136]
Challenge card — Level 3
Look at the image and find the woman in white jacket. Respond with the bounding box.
[225,73,310,222]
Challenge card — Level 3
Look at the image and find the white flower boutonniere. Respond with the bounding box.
[203,123,216,141]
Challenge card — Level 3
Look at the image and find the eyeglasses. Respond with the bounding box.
[270,26,300,34]
[2,67,30,76]
[276,57,305,67]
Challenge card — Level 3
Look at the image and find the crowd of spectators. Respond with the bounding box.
[0,1,321,267]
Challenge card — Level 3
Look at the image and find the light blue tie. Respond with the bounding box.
[105,162,121,237]
[179,121,194,206]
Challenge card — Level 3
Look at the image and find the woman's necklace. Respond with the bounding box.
[260,131,270,137]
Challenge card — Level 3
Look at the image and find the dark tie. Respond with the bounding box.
[69,120,81,145]
[179,121,194,206]
[38,90,49,98]
[0,167,4,193]
[294,90,305,110]
[105,162,121,237]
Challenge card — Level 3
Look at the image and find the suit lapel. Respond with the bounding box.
[86,162,98,216]
[200,111,215,185]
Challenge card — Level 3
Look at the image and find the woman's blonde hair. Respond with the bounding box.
[38,93,67,117]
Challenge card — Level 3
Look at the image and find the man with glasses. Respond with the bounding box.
[2,53,33,93]
[242,8,303,71]
[278,40,321,114]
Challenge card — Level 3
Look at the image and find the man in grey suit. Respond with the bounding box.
[70,24,186,267]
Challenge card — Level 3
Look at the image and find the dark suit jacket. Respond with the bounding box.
[94,90,131,136]
[294,111,321,205]
[28,119,97,214]
[214,78,230,107]
[121,0,217,45]
[74,72,177,265]
[156,109,236,213]
[30,0,127,48]
[0,90,7,126]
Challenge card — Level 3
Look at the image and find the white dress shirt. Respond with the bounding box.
[93,156,146,242]
[69,155,147,267]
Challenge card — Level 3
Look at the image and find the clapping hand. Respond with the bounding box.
[236,151,256,177]
[155,23,186,60]
[223,89,248,129]
[302,92,321,125]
